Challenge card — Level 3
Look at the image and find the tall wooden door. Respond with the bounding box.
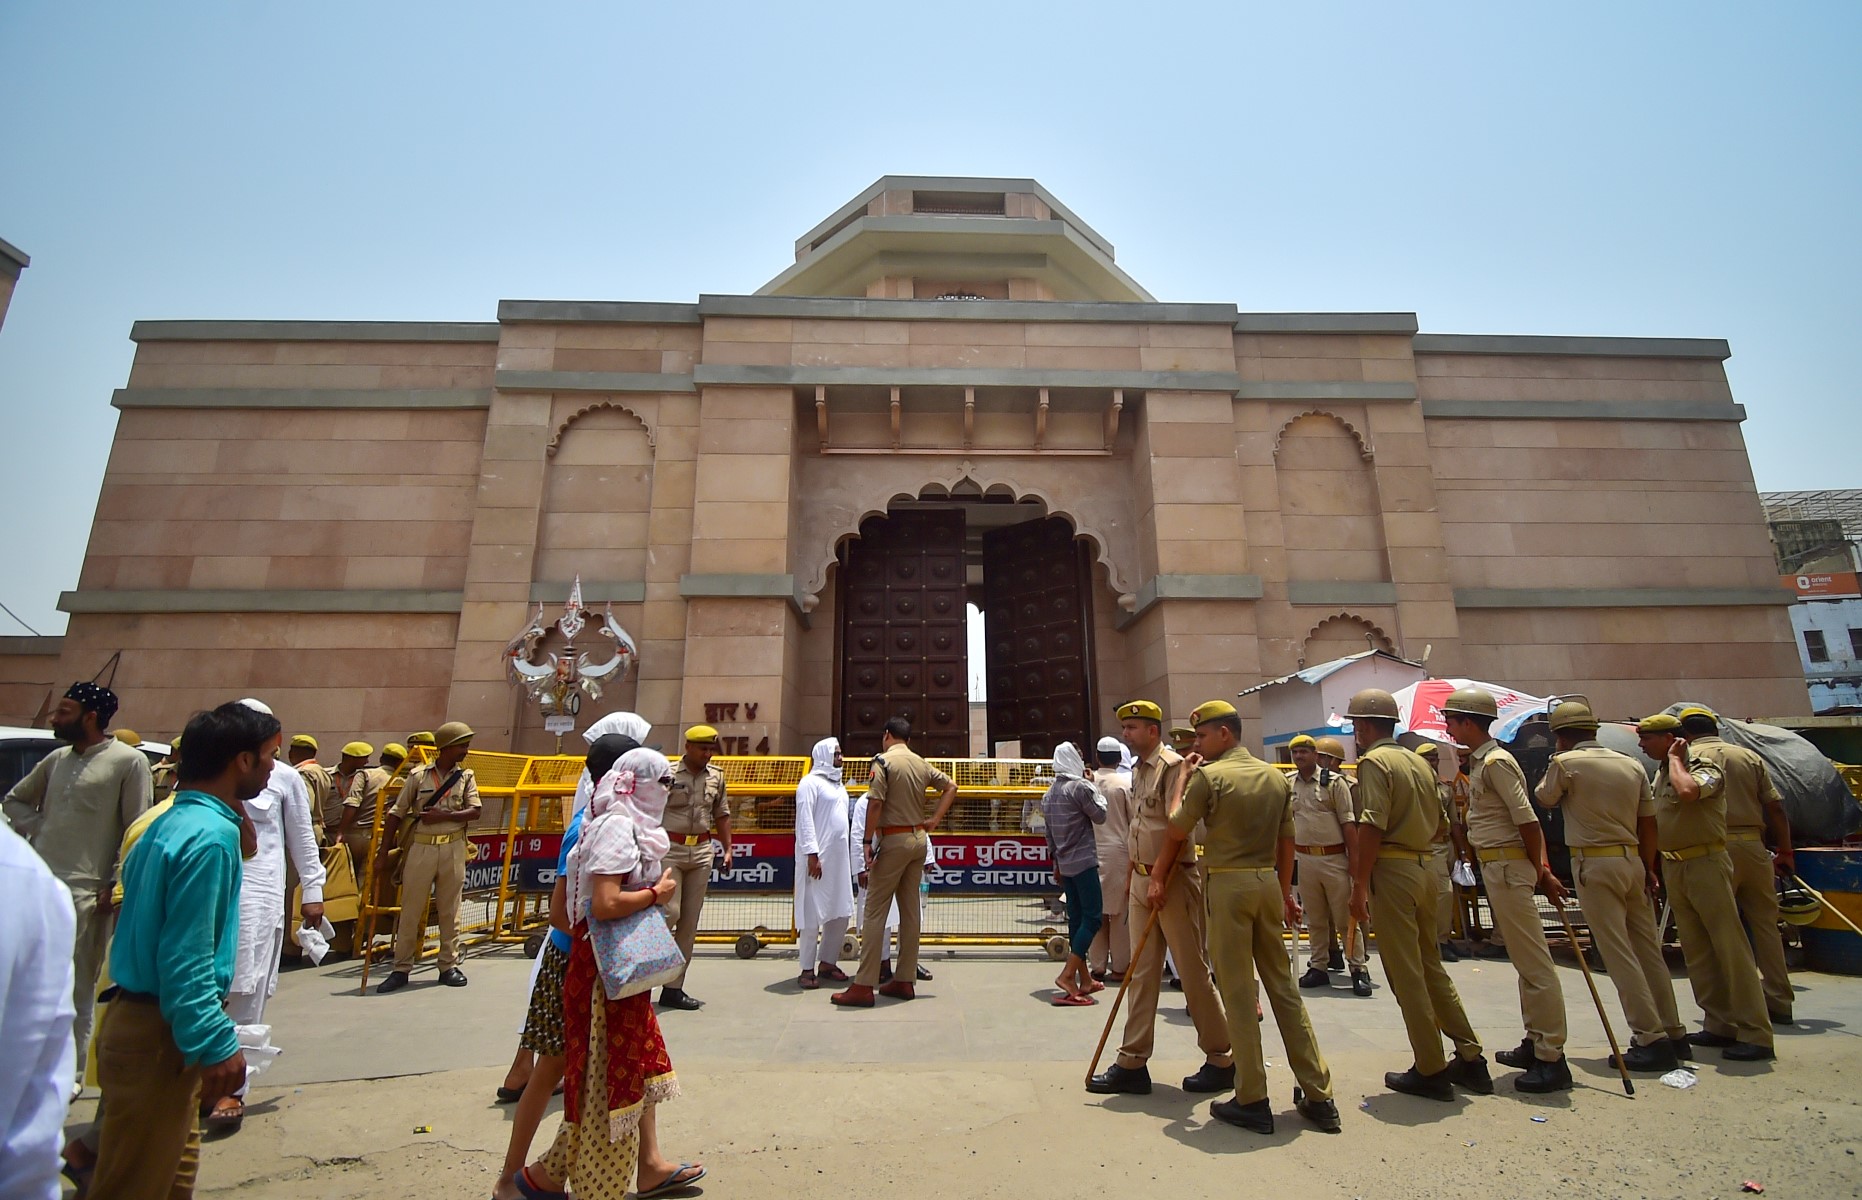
[983,516,1095,759]
[838,510,970,757]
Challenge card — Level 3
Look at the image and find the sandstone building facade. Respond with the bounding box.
[32,177,1808,753]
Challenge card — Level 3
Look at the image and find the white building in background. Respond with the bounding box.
[1764,490,1862,713]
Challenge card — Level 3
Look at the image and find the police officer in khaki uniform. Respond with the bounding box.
[1537,701,1687,1071]
[1156,702,1338,1134]
[1088,701,1235,1096]
[377,721,480,992]
[1289,734,1369,996]
[1416,742,1465,961]
[1345,688,1490,1101]
[1169,726,1198,755]
[289,734,338,843]
[833,716,958,1007]
[1679,707,1796,1024]
[1637,714,1773,1060]
[334,742,392,874]
[1442,686,1571,1093]
[659,724,732,1010]
[328,741,371,841]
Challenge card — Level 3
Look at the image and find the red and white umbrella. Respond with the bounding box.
[1388,678,1551,743]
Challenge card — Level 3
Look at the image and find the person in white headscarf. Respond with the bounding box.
[510,747,704,1200]
[211,699,325,1133]
[572,712,652,816]
[1088,735,1134,982]
[1041,741,1106,1005]
[792,738,855,989]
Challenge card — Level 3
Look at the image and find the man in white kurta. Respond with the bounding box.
[793,738,855,987]
[1089,736,1133,980]
[215,742,324,1128]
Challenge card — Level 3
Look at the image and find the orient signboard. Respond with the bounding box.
[1783,572,1862,600]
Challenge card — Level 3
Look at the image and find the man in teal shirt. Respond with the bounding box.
[91,700,276,1200]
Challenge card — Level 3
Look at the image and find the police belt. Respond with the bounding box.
[1295,843,1346,856]
[1726,829,1765,842]
[1479,845,1531,862]
[1660,841,1725,862]
[413,829,465,845]
[671,833,709,846]
[1375,846,1432,864]
[879,825,925,836]
[1568,844,1636,859]
[1206,865,1277,874]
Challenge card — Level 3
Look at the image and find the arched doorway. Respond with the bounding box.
[836,486,1099,758]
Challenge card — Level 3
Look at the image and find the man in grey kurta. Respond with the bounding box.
[3,682,151,1086]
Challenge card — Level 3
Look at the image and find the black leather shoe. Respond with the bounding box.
[1210,1097,1274,1134]
[915,964,934,982]
[1723,1042,1776,1062]
[1686,1029,1736,1048]
[1473,942,1509,960]
[1438,941,1461,963]
[438,967,467,987]
[1327,945,1345,972]
[1086,1063,1152,1095]
[1669,1036,1694,1061]
[1165,972,1183,990]
[1293,1086,1342,1133]
[1513,1056,1573,1093]
[1350,969,1374,997]
[375,970,410,994]
[1298,967,1330,989]
[658,988,703,1011]
[1769,1011,1794,1026]
[1493,1037,1536,1069]
[1613,1041,1680,1072]
[1182,1062,1237,1093]
[1385,1065,1455,1101]
[1449,1054,1494,1095]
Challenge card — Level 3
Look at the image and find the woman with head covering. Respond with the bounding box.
[571,713,651,816]
[495,733,640,1194]
[1041,741,1108,1005]
[792,737,856,989]
[504,747,703,1200]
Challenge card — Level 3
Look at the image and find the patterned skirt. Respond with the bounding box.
[519,940,571,1056]
[562,923,679,1143]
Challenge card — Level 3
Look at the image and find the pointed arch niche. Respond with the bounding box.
[534,404,655,584]
[1300,613,1396,667]
[1274,411,1390,583]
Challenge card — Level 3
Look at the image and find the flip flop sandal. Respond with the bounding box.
[799,971,820,990]
[638,1163,706,1198]
[1051,993,1097,1006]
[819,964,850,982]
[495,1085,526,1103]
[512,1167,570,1200]
[1083,980,1107,994]
[204,1101,244,1133]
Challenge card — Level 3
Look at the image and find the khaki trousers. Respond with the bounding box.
[660,839,714,989]
[1089,855,1130,974]
[1116,863,1232,1071]
[1370,856,1482,1074]
[855,831,925,986]
[1297,852,1364,970]
[393,837,467,972]
[92,999,203,1200]
[1726,836,1792,1017]
[71,889,109,1084]
[1571,855,1684,1046]
[1481,858,1568,1060]
[1668,851,1772,1047]
[1208,868,1332,1104]
[1430,843,1457,941]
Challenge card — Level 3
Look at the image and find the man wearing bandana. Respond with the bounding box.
[3,681,152,1088]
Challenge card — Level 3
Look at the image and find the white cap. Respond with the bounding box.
[238,698,274,715]
[1096,735,1124,753]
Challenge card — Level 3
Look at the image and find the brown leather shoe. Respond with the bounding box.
[877,980,917,1000]
[830,983,876,1007]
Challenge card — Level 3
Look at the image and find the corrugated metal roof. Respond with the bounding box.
[1238,648,1425,697]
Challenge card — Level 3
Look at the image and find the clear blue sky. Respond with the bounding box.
[1,3,1856,636]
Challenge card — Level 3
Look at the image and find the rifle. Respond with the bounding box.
[396,767,466,856]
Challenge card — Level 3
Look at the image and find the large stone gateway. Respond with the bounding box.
[31,176,1808,749]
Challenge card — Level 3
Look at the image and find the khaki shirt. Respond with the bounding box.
[1290,767,1354,847]
[1353,738,1439,853]
[1174,746,1291,870]
[1652,749,1726,851]
[665,759,730,836]
[1091,768,1133,867]
[391,763,480,835]
[1536,741,1652,847]
[297,761,340,829]
[343,765,393,831]
[2,738,152,890]
[1685,736,1778,834]
[1465,739,1536,850]
[150,761,178,804]
[1128,744,1194,866]
[862,743,952,830]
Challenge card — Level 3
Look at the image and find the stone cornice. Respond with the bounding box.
[1414,333,1731,360]
[112,388,492,410]
[58,589,464,615]
[129,320,500,343]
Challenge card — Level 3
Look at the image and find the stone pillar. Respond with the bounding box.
[679,385,804,753]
